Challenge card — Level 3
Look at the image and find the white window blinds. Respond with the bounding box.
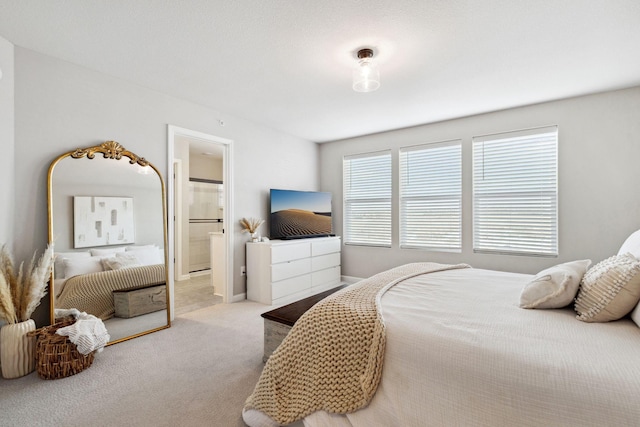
[472,126,558,256]
[399,141,462,251]
[343,151,392,247]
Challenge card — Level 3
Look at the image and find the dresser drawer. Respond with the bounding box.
[311,238,340,257]
[311,252,340,272]
[312,266,341,288]
[272,258,311,282]
[272,274,312,300]
[271,242,311,264]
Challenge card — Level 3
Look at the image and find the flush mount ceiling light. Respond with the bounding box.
[352,48,380,93]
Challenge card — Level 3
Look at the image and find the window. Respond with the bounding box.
[473,126,558,256]
[343,151,392,247]
[399,140,462,251]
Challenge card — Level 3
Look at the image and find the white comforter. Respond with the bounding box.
[304,268,640,426]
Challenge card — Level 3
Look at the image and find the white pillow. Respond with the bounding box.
[117,247,162,266]
[102,253,141,271]
[90,247,126,256]
[519,260,592,309]
[125,245,157,251]
[575,253,640,322]
[618,229,640,259]
[54,251,91,279]
[53,278,68,298]
[631,303,640,328]
[63,257,103,278]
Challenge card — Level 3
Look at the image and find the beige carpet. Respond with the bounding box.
[0,301,274,427]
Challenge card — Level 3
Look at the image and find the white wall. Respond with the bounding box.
[0,36,14,245]
[13,47,319,324]
[190,155,222,181]
[320,87,640,279]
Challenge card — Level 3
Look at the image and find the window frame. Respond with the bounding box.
[399,139,462,252]
[472,125,559,257]
[343,150,392,248]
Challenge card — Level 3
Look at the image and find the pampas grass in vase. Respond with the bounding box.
[0,243,54,379]
[240,217,264,242]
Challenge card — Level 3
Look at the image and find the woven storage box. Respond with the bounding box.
[27,316,95,380]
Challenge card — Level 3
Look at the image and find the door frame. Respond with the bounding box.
[172,159,189,281]
[167,125,235,317]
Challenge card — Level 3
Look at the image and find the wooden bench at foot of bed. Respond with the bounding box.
[113,283,167,318]
[260,285,347,362]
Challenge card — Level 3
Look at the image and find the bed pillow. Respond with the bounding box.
[90,246,126,256]
[117,247,161,266]
[618,229,640,259]
[125,245,157,251]
[630,302,640,328]
[54,251,91,279]
[519,259,592,309]
[574,253,640,322]
[62,257,103,278]
[102,253,141,271]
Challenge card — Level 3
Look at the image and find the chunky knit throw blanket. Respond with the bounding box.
[244,262,470,425]
[56,264,165,320]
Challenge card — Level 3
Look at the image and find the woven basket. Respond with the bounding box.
[27,316,95,380]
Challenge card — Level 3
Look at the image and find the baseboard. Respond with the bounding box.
[231,293,247,303]
[190,270,210,277]
[177,274,190,281]
[341,275,363,284]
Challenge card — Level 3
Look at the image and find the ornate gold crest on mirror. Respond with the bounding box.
[47,141,170,345]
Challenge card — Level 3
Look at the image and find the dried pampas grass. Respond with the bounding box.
[0,271,17,324]
[0,243,54,324]
[240,217,264,234]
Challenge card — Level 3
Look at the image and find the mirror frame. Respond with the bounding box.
[47,141,171,345]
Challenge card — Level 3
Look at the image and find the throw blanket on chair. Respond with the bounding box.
[243,262,470,425]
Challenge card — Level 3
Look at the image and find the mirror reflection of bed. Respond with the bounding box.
[48,142,170,344]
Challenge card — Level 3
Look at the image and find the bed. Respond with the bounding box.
[243,232,640,426]
[53,245,166,320]
[56,264,166,320]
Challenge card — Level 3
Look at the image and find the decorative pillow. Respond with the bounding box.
[102,253,141,271]
[618,229,640,259]
[62,257,103,278]
[54,251,91,279]
[574,253,640,322]
[519,259,592,309]
[90,247,126,256]
[122,247,162,266]
[630,302,640,328]
[125,245,157,251]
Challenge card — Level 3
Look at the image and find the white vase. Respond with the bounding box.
[0,320,36,379]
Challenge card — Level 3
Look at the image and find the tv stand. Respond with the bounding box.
[281,233,334,240]
[246,236,341,306]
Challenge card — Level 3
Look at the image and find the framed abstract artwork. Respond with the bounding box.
[73,196,135,248]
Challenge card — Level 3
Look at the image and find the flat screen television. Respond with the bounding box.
[270,189,333,240]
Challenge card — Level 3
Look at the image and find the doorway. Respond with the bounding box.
[167,125,234,319]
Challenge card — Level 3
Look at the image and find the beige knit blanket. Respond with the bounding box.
[244,262,470,425]
[56,264,166,320]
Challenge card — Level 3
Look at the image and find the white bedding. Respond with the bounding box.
[303,268,640,426]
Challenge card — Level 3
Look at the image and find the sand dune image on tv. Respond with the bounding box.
[270,209,331,239]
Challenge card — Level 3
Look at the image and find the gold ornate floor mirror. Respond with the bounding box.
[47,141,170,345]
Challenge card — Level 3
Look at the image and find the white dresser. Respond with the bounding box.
[246,236,341,306]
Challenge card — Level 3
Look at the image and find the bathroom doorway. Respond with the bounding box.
[167,126,234,318]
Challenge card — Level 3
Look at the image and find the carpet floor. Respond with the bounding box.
[0,301,273,427]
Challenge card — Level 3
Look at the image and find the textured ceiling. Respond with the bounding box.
[1,1,639,142]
